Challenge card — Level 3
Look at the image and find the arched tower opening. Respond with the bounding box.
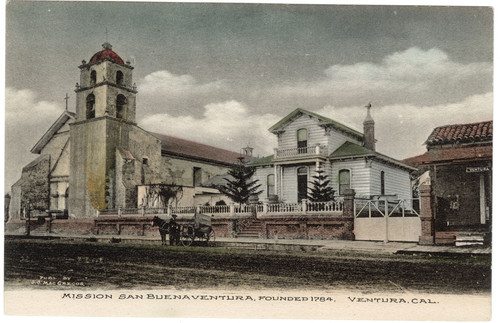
[116,94,127,119]
[116,70,124,85]
[90,70,97,86]
[86,94,96,119]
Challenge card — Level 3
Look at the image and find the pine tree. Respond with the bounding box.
[218,161,263,205]
[307,169,336,202]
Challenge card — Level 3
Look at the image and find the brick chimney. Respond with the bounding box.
[363,103,376,151]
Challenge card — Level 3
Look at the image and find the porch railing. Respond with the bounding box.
[274,145,327,158]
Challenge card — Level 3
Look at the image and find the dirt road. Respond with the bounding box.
[4,237,491,293]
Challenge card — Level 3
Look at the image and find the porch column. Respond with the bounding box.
[419,184,435,245]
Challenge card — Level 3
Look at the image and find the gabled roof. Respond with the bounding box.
[331,141,416,171]
[151,133,248,166]
[426,120,492,146]
[31,111,76,154]
[269,108,364,140]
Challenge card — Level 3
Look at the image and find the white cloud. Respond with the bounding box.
[274,47,492,107]
[5,87,64,192]
[139,70,227,95]
[6,87,62,126]
[137,70,231,116]
[315,92,493,160]
[140,100,280,157]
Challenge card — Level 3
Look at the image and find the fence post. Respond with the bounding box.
[342,189,355,218]
[117,207,122,217]
[230,203,235,216]
[263,203,268,215]
[141,206,145,216]
[167,205,172,216]
[301,200,307,215]
[342,189,356,241]
[419,184,435,245]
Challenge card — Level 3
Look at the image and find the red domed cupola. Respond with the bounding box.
[89,42,125,65]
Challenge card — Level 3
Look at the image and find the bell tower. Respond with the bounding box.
[69,43,140,218]
[75,42,137,123]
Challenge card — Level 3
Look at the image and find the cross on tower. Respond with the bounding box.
[64,93,69,111]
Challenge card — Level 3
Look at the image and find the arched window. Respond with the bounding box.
[297,128,308,154]
[267,174,275,197]
[116,94,127,119]
[297,167,308,201]
[116,70,124,85]
[339,169,351,195]
[86,94,95,119]
[90,70,97,86]
[380,171,385,195]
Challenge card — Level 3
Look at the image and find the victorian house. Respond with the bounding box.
[251,107,415,203]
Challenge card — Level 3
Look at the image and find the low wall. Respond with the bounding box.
[260,215,354,240]
[5,214,354,240]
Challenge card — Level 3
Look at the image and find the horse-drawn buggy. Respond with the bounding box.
[152,212,215,246]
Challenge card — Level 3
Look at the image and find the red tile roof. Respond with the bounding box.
[89,43,125,65]
[404,145,492,166]
[426,121,492,146]
[151,133,248,165]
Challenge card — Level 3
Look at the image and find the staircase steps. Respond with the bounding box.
[455,232,487,246]
[236,220,263,238]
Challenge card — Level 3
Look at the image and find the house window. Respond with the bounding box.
[380,171,385,195]
[297,167,308,201]
[193,167,202,187]
[267,174,275,197]
[90,70,96,86]
[297,128,308,154]
[116,70,124,85]
[339,169,351,195]
[116,94,127,119]
[86,94,95,119]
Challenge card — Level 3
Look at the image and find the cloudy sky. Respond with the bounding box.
[4,1,494,192]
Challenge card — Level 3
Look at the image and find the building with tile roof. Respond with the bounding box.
[404,120,492,245]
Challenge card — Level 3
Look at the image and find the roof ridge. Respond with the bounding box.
[150,132,243,154]
[432,120,492,130]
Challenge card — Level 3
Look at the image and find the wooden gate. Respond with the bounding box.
[354,197,421,242]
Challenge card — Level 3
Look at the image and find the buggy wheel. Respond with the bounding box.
[180,226,194,246]
[206,228,215,246]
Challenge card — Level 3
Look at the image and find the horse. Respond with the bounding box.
[152,216,180,246]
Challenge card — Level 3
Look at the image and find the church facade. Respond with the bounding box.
[9,43,245,220]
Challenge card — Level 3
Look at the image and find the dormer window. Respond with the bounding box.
[116,70,124,86]
[116,94,127,119]
[297,128,308,154]
[90,70,97,86]
[86,94,95,119]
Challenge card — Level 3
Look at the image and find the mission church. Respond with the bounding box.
[9,43,248,220]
